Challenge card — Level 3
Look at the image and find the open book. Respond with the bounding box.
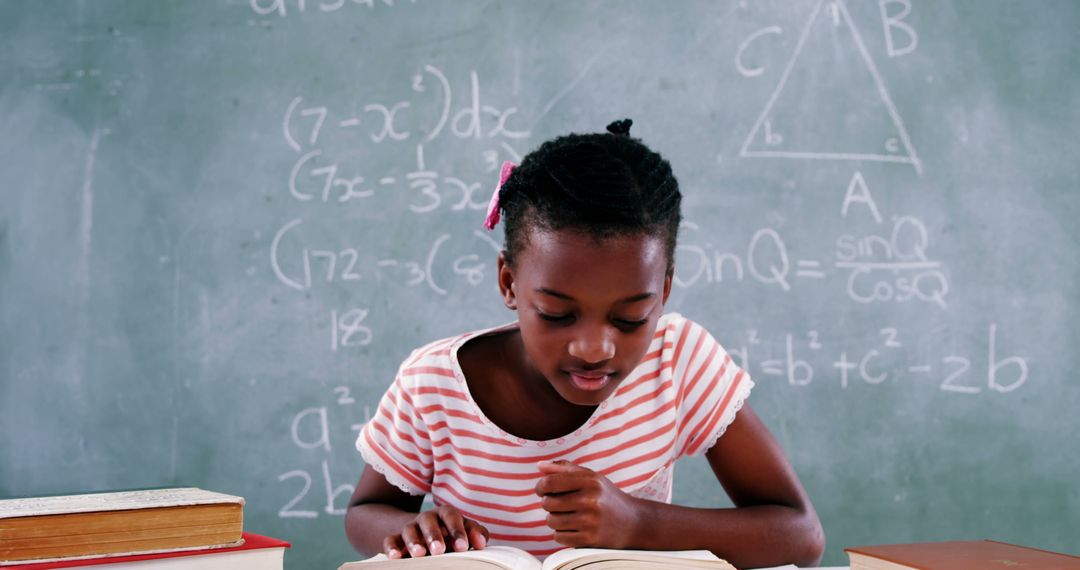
[339,545,736,570]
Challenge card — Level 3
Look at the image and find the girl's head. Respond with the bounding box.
[496,119,682,274]
[492,120,684,407]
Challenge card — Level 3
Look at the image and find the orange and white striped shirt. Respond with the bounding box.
[356,312,753,557]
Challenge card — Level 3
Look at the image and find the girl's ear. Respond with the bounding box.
[662,269,673,305]
[497,251,518,311]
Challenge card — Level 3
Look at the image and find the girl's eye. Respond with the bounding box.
[536,312,647,330]
[615,318,648,330]
[538,312,573,323]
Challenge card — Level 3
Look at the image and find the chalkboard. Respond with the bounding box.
[2,1,1078,567]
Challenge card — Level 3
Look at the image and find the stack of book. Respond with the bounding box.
[0,488,288,569]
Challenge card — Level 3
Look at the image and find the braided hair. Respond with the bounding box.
[497,119,682,273]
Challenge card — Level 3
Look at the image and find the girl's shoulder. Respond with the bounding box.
[658,311,688,329]
[656,311,710,342]
[655,312,740,370]
[397,320,519,373]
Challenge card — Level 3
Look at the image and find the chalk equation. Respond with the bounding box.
[674,169,949,307]
[726,324,1028,395]
[282,65,529,153]
[250,0,412,18]
[288,144,492,214]
[270,218,499,294]
[676,215,949,308]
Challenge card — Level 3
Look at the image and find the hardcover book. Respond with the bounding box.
[0,488,244,565]
[846,539,1080,570]
[1,533,288,569]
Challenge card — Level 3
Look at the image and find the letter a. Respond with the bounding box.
[292,407,331,451]
[841,171,882,224]
[250,0,287,16]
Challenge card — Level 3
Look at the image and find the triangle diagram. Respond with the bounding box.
[739,0,922,174]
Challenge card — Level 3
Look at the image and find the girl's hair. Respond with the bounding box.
[497,119,682,273]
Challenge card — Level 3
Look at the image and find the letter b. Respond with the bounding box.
[880,0,918,58]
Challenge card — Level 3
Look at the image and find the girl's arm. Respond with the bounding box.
[535,403,825,568]
[345,466,489,558]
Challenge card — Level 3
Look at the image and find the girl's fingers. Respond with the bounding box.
[536,472,594,496]
[544,512,578,532]
[552,529,586,547]
[436,506,470,552]
[464,519,489,550]
[537,460,585,474]
[416,512,446,555]
[383,534,406,559]
[539,491,579,513]
[400,523,428,558]
[395,508,488,557]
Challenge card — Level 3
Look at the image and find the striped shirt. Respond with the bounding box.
[356,312,753,557]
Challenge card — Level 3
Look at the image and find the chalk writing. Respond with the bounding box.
[735,26,783,78]
[282,66,529,151]
[879,0,918,58]
[277,388,373,519]
[330,309,374,351]
[737,0,922,173]
[675,217,949,308]
[250,0,411,18]
[271,218,494,295]
[729,324,1028,394]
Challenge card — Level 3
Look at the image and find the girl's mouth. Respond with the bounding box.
[567,372,613,391]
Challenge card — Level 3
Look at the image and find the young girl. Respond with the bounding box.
[344,120,825,568]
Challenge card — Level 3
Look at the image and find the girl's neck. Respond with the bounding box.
[459,328,596,442]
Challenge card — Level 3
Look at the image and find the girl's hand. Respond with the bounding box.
[535,460,643,548]
[383,504,489,559]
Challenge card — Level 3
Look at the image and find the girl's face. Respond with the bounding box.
[497,228,672,407]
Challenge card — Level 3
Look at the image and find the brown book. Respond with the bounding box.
[846,540,1080,570]
[0,488,244,565]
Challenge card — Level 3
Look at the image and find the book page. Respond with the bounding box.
[0,488,244,519]
[341,546,542,570]
[542,548,732,570]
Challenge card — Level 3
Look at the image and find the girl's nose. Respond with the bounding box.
[567,328,616,364]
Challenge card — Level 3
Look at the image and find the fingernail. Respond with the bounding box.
[477,535,487,548]
[387,549,401,559]
[455,538,468,551]
[430,540,445,555]
[409,544,426,557]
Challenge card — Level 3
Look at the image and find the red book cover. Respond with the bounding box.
[846,540,1080,570]
[2,533,290,569]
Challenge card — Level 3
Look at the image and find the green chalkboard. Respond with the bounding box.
[2,1,1078,567]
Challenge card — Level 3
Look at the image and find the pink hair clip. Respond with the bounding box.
[483,160,517,230]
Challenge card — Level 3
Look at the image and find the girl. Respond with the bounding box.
[344,120,825,568]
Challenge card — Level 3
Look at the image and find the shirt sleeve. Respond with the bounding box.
[356,365,434,496]
[671,317,755,457]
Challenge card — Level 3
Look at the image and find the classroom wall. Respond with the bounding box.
[2,1,1078,567]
